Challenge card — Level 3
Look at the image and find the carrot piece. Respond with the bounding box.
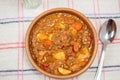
[72,21,82,31]
[79,61,87,66]
[44,40,53,46]
[73,42,79,52]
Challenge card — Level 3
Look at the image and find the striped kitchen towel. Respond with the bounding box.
[0,0,120,80]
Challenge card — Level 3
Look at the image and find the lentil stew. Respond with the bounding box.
[29,12,94,75]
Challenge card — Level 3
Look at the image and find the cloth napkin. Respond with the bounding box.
[0,0,120,80]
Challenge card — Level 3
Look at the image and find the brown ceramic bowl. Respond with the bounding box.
[25,8,98,79]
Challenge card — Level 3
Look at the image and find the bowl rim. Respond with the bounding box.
[25,8,98,79]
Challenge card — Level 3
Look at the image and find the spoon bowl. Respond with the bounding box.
[99,19,117,44]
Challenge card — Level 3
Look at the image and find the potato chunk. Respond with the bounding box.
[77,47,90,60]
[53,51,65,60]
[69,27,77,36]
[37,33,47,41]
[55,23,65,29]
[58,67,71,75]
[48,34,53,40]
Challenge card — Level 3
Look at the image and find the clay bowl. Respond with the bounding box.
[25,8,98,79]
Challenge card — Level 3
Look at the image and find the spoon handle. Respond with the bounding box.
[94,44,107,80]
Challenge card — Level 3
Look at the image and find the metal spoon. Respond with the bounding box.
[94,19,117,80]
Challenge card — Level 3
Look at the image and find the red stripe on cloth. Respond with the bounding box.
[92,0,98,32]
[68,0,70,8]
[42,0,45,10]
[44,75,46,80]
[0,42,24,46]
[45,0,47,10]
[0,46,25,50]
[47,0,49,9]
[112,42,120,44]
[97,0,101,26]
[118,0,120,11]
[114,38,120,40]
[92,0,100,58]
[17,11,20,80]
[96,0,106,80]
[48,77,51,80]
[72,0,74,9]
[76,76,78,80]
[17,0,20,80]
[92,0,103,80]
[21,3,25,80]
